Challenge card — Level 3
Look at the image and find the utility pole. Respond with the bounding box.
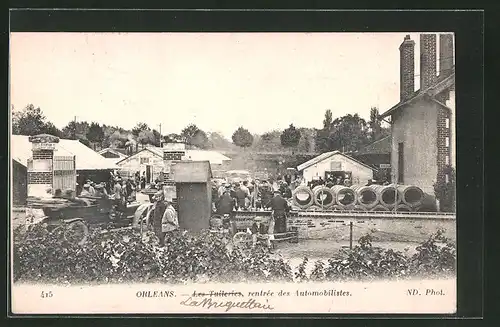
[159,123,162,147]
[73,116,77,139]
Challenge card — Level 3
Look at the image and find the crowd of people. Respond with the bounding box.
[211,176,293,252]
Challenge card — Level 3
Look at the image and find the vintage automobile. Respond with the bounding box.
[26,194,141,245]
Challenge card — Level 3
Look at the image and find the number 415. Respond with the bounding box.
[41,291,53,298]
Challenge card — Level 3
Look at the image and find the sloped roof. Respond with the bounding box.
[11,135,118,170]
[297,150,375,172]
[116,146,231,165]
[379,73,455,119]
[98,148,128,158]
[355,136,391,156]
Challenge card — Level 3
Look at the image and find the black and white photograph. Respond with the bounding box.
[10,30,458,314]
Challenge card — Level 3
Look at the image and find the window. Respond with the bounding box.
[445,174,449,183]
[445,155,449,165]
[140,157,150,164]
[398,142,404,184]
[445,137,450,147]
[330,161,342,171]
[445,118,450,129]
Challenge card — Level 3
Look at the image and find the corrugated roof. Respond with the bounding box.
[297,150,376,172]
[117,146,231,165]
[11,135,118,170]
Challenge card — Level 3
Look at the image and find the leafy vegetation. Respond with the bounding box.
[13,225,455,284]
[12,104,388,155]
[232,126,254,149]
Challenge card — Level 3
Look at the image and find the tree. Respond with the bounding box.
[207,132,234,150]
[109,130,128,148]
[323,109,333,129]
[232,127,254,148]
[163,133,184,144]
[137,130,155,147]
[181,124,209,148]
[86,122,105,149]
[62,121,90,141]
[132,123,150,137]
[316,113,370,153]
[280,124,302,149]
[41,122,62,138]
[12,104,61,136]
[152,129,162,147]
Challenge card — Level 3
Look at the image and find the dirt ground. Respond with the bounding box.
[271,239,421,274]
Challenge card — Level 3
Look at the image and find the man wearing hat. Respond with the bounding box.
[216,186,237,234]
[161,196,179,245]
[152,190,167,245]
[269,189,290,234]
[251,216,272,251]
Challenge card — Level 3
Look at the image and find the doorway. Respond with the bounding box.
[146,165,152,183]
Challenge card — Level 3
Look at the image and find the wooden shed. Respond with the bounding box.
[172,161,212,232]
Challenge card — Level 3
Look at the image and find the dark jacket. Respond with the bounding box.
[251,222,268,235]
[216,193,235,214]
[153,201,167,229]
[260,187,273,208]
[269,194,290,214]
[234,188,247,208]
[280,186,292,199]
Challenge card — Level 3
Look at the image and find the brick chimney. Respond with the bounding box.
[420,34,437,90]
[439,33,454,79]
[399,35,415,102]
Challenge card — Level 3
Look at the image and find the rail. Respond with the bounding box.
[293,210,456,220]
[231,209,455,220]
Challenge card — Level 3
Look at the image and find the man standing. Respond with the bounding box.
[216,186,236,234]
[234,183,248,210]
[152,191,167,245]
[280,182,292,199]
[161,197,179,245]
[269,190,290,234]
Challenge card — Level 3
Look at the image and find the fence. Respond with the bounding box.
[53,156,76,192]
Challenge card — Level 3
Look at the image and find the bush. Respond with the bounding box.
[13,225,455,284]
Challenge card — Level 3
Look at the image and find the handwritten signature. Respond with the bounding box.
[180,296,274,312]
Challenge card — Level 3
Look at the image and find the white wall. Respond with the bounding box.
[391,98,439,194]
[302,153,373,185]
[117,150,164,180]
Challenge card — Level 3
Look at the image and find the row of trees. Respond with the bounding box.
[12,104,389,153]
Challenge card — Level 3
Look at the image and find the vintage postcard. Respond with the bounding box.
[10,31,457,314]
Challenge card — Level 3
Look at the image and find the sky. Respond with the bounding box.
[10,32,448,139]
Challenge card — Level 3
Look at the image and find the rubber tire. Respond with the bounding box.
[64,220,89,245]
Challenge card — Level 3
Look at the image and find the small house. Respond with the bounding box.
[297,151,375,186]
[172,161,212,232]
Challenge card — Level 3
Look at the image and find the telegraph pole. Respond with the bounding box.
[159,123,162,147]
[73,116,77,139]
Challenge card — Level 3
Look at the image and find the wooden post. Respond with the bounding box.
[349,221,353,250]
[139,209,144,242]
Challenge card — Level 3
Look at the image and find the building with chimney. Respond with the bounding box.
[379,33,455,194]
